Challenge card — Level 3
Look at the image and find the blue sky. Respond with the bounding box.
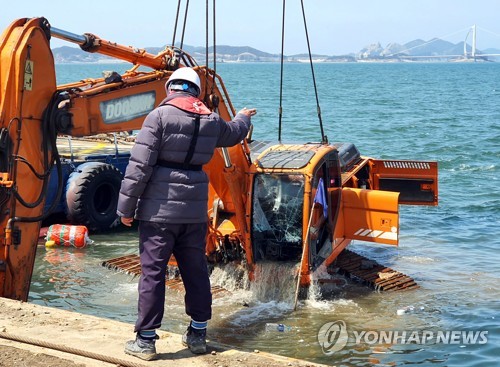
[1,1,499,55]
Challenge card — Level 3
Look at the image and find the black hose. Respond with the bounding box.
[12,156,51,180]
[12,99,51,209]
[13,92,64,222]
[11,88,51,209]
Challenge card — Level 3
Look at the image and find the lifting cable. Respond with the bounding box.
[278,0,286,143]
[278,0,327,144]
[172,0,182,47]
[204,0,217,101]
[300,0,327,143]
[171,1,197,69]
[180,0,190,50]
[202,0,218,107]
[171,0,219,100]
[212,0,217,94]
[205,0,209,101]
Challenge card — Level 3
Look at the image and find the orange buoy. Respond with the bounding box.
[45,224,93,248]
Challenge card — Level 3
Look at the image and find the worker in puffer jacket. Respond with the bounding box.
[117,67,256,361]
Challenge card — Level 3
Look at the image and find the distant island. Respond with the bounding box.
[52,39,500,64]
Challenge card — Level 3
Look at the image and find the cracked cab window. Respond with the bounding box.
[252,173,305,261]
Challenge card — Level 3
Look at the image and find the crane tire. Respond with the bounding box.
[65,162,123,232]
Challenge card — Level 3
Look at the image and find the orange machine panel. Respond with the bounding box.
[369,159,438,206]
[342,188,400,246]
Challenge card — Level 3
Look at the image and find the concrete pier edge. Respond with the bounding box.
[0,298,331,367]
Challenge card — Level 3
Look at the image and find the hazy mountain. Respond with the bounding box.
[482,48,500,61]
[51,39,498,63]
[52,44,281,63]
[53,46,108,63]
[483,47,500,54]
[381,43,409,57]
[405,38,456,56]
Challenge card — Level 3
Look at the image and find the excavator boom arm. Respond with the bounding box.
[0,17,248,301]
[50,26,172,70]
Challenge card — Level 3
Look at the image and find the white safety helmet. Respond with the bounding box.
[165,67,201,97]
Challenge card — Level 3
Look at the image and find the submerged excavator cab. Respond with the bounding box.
[252,172,305,261]
[250,142,345,265]
[248,142,342,267]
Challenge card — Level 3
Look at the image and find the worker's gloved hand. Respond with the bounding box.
[238,107,257,117]
[121,217,134,227]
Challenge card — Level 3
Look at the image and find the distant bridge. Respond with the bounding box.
[392,25,500,61]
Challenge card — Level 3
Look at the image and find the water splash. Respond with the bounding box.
[210,260,300,304]
[210,262,249,292]
[305,263,348,310]
[210,261,300,327]
[210,259,354,312]
[250,261,298,304]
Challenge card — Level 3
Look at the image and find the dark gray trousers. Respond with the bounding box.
[134,221,211,332]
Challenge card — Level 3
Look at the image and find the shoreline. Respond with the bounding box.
[54,58,496,65]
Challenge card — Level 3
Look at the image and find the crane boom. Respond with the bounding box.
[0,17,245,300]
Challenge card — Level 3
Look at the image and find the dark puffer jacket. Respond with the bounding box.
[117,93,251,223]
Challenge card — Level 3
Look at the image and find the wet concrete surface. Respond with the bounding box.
[0,298,330,367]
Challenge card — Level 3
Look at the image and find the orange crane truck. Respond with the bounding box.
[0,18,438,302]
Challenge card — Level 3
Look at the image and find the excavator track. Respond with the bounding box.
[102,254,228,296]
[327,249,419,291]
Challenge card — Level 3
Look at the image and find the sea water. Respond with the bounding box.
[29,62,500,366]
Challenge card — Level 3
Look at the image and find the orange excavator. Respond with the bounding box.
[0,17,438,302]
